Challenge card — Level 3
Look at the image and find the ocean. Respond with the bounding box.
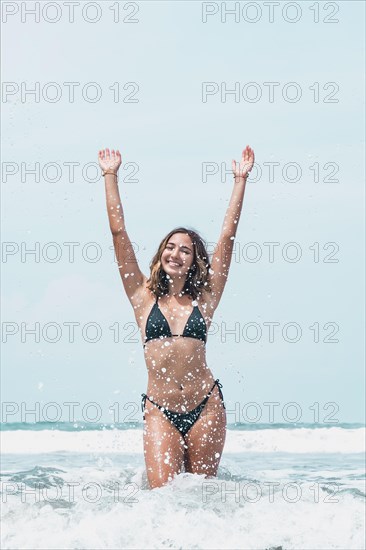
[1,422,365,550]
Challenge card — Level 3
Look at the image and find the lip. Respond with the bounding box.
[168,261,182,267]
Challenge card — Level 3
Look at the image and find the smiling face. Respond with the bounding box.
[160,232,194,278]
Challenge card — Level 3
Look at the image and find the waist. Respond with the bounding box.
[144,374,216,408]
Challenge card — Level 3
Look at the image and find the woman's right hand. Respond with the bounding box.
[98,148,122,174]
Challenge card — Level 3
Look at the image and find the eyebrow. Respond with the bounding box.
[167,241,192,252]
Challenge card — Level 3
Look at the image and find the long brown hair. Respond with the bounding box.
[146,227,212,300]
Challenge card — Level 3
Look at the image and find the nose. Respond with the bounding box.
[169,249,182,263]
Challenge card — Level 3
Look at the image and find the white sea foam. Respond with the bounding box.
[1,428,365,550]
[1,471,365,550]
[2,426,365,454]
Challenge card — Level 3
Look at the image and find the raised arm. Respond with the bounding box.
[208,145,255,311]
[99,148,146,303]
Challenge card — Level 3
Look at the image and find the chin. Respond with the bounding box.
[165,265,188,277]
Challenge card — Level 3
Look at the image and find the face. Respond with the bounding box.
[161,233,194,278]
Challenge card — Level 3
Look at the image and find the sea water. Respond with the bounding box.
[1,422,365,550]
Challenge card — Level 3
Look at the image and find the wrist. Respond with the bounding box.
[234,174,248,183]
[102,169,118,176]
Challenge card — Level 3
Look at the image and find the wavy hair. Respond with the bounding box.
[146,227,212,300]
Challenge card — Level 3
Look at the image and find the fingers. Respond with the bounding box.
[232,159,236,173]
[241,145,255,165]
[242,145,252,160]
[99,148,121,160]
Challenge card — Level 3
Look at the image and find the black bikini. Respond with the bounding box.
[141,379,225,437]
[141,294,225,437]
[143,295,207,347]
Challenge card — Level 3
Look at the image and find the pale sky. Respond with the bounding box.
[1,1,365,423]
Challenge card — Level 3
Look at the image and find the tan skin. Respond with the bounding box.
[99,146,255,488]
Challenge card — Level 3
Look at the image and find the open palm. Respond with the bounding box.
[232,146,255,179]
[98,148,122,174]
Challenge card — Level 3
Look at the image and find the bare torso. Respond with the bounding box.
[131,280,217,410]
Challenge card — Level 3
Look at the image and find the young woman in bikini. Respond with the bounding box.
[98,145,255,489]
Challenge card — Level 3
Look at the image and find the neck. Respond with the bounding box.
[167,289,185,297]
[167,279,186,297]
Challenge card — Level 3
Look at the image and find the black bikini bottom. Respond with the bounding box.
[141,379,225,437]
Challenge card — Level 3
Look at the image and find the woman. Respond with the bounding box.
[98,146,255,489]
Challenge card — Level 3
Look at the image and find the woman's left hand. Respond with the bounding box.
[232,145,255,179]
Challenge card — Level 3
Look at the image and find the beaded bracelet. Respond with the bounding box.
[233,172,250,178]
[102,169,118,179]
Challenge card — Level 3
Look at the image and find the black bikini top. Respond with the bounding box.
[144,295,207,347]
